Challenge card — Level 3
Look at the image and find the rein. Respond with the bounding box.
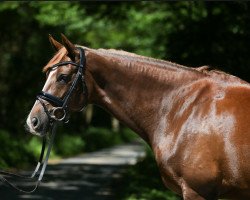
[0,124,56,193]
[0,47,87,193]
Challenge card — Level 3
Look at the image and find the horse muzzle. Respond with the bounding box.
[26,108,50,137]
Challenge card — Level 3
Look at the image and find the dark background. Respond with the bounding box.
[0,1,250,200]
[0,2,249,198]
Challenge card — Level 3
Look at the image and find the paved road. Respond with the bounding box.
[0,141,146,200]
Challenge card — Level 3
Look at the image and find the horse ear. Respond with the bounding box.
[49,34,63,51]
[61,33,77,60]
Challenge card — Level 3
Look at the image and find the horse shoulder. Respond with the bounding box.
[151,79,222,195]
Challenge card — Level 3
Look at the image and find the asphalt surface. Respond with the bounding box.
[0,141,146,200]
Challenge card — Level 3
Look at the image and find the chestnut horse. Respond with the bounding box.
[26,35,250,200]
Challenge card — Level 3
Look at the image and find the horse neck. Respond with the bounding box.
[85,49,202,143]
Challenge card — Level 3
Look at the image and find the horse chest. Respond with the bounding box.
[152,138,184,194]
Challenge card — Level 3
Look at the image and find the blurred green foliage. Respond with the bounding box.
[83,126,137,152]
[54,134,85,157]
[0,130,32,168]
[0,2,250,191]
[0,126,136,168]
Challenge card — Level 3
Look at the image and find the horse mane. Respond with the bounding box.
[95,48,197,72]
[97,48,187,69]
[94,48,248,83]
[44,45,204,75]
[43,45,244,83]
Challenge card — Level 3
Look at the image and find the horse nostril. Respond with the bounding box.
[31,117,39,128]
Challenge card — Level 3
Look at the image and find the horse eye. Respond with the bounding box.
[57,74,70,84]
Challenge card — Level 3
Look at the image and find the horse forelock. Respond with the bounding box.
[43,47,68,73]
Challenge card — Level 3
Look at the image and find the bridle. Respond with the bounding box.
[37,47,87,123]
[0,47,88,193]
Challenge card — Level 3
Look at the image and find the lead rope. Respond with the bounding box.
[0,122,57,193]
[0,138,46,179]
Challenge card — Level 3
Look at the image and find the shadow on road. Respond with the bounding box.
[0,164,125,200]
[0,142,146,200]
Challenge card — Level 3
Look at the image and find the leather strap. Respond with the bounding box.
[0,123,57,193]
[0,47,87,193]
[37,91,64,107]
[37,47,87,122]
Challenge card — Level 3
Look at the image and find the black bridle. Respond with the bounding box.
[37,47,87,123]
[0,47,87,193]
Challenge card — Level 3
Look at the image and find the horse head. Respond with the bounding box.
[26,34,87,136]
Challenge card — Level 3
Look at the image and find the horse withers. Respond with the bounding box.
[26,35,250,200]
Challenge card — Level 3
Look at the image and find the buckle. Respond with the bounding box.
[51,107,67,122]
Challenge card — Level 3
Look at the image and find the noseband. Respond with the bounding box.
[0,47,88,193]
[37,47,88,123]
